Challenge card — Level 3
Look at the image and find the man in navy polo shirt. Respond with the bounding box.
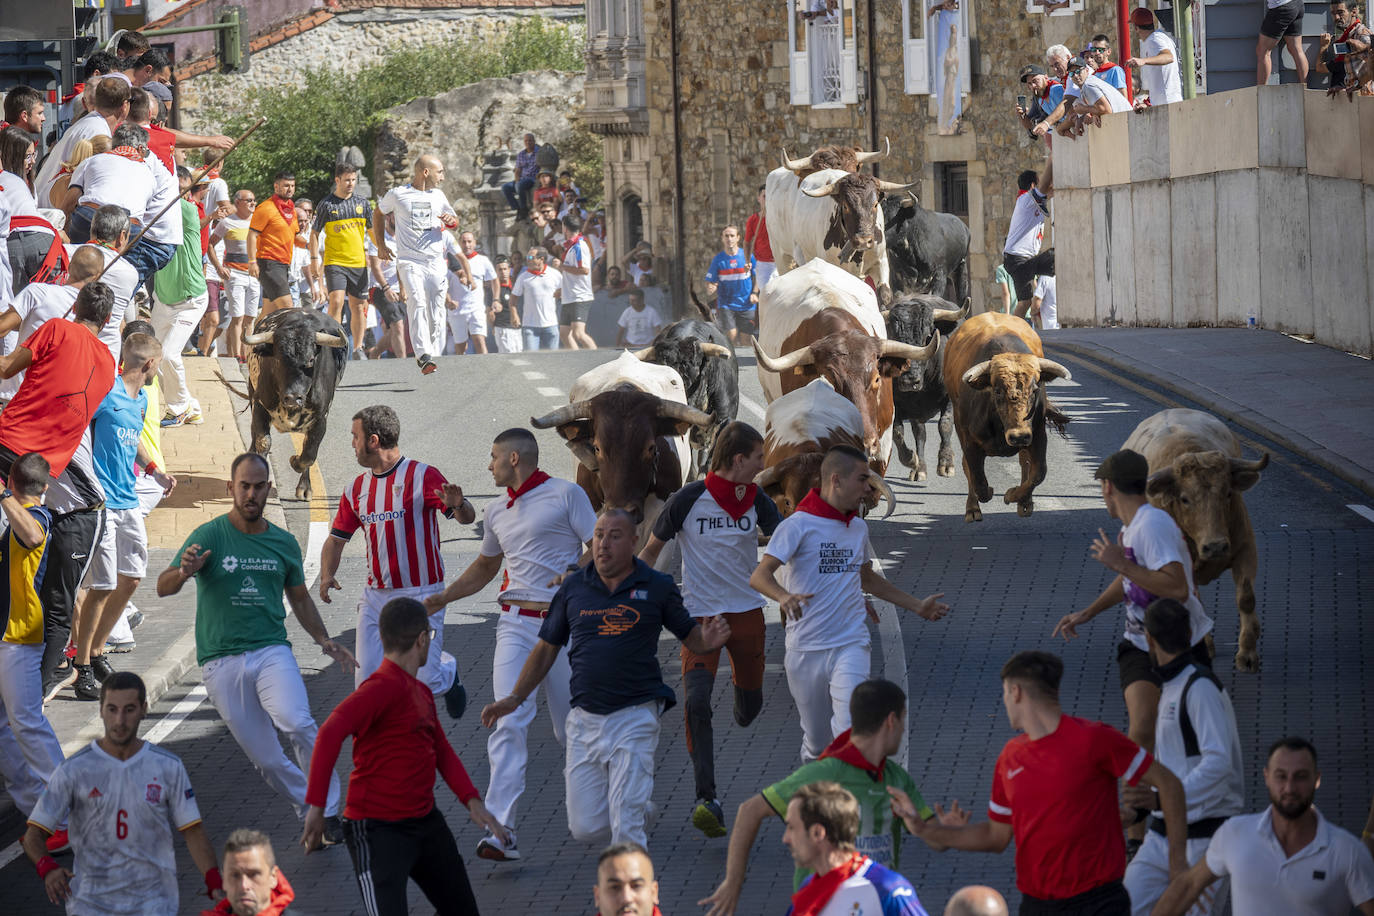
[482,509,730,849]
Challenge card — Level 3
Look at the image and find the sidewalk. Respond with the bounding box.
[1044,327,1374,497]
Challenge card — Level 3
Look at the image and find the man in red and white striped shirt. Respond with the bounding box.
[319,405,475,718]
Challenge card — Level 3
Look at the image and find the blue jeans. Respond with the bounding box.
[124,238,177,295]
[522,325,558,350]
[67,205,97,244]
[502,177,536,211]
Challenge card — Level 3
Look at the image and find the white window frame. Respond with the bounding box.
[903,0,971,96]
[787,0,858,108]
[1025,0,1086,17]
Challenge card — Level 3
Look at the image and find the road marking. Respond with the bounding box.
[537,387,564,397]
[522,371,548,380]
[0,839,23,870]
[302,521,327,588]
[1348,504,1374,524]
[287,431,329,522]
[510,358,530,366]
[142,686,209,745]
[739,394,766,421]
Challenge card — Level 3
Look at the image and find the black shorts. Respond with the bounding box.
[1117,638,1213,691]
[256,259,292,300]
[1003,250,1056,302]
[559,299,593,325]
[715,307,758,337]
[1260,0,1304,39]
[325,264,369,299]
[1020,880,1129,916]
[369,287,405,328]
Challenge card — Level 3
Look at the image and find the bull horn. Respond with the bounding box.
[801,180,840,198]
[932,298,971,323]
[699,342,733,359]
[631,345,656,361]
[901,191,920,209]
[754,340,816,372]
[881,331,939,362]
[1037,358,1073,382]
[315,332,347,348]
[567,439,599,473]
[1229,453,1270,473]
[854,136,890,164]
[530,399,595,429]
[781,148,814,172]
[962,360,992,387]
[874,179,918,193]
[242,330,275,346]
[870,472,896,519]
[754,466,783,489]
[656,400,715,428]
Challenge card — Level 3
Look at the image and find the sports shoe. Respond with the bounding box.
[45,829,71,855]
[90,655,116,683]
[692,799,727,838]
[444,679,467,720]
[322,815,344,847]
[418,354,437,375]
[127,609,145,630]
[352,348,368,361]
[160,409,190,428]
[476,829,519,861]
[104,636,136,654]
[43,663,76,704]
[73,665,101,701]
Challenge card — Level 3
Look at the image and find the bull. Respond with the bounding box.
[754,378,895,518]
[237,309,349,501]
[883,294,970,482]
[631,319,737,480]
[1123,408,1269,671]
[776,136,890,177]
[942,312,1071,522]
[882,193,972,305]
[754,260,936,474]
[530,351,714,535]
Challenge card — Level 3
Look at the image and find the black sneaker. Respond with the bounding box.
[73,665,101,701]
[90,655,116,683]
[418,354,437,375]
[321,815,344,847]
[444,680,467,720]
[43,662,76,704]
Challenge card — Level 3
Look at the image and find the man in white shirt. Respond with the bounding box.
[0,247,105,401]
[1126,8,1185,106]
[1068,57,1133,120]
[511,246,562,351]
[1153,737,1374,916]
[70,207,141,363]
[1122,598,1245,916]
[1001,169,1055,320]
[749,445,949,761]
[445,230,497,355]
[375,154,470,375]
[557,212,597,350]
[35,79,130,209]
[60,123,155,246]
[1030,274,1058,331]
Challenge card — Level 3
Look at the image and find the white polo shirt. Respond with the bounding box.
[480,474,597,606]
[764,506,871,652]
[511,266,562,329]
[1205,807,1374,914]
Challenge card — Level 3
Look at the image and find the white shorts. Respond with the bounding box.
[493,326,524,353]
[84,506,148,589]
[447,306,487,344]
[224,271,262,319]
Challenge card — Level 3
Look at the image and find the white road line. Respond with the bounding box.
[537,387,565,398]
[1348,504,1374,524]
[0,839,24,870]
[510,358,529,366]
[142,686,210,745]
[302,520,327,589]
[739,394,766,421]
[522,371,548,380]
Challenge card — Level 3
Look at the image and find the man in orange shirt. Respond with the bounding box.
[248,171,308,316]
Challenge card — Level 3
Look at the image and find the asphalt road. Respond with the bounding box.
[6,345,1373,915]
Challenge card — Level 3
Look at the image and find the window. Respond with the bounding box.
[620,193,644,252]
[787,0,858,107]
[1025,0,1085,16]
[935,162,968,221]
[903,0,971,99]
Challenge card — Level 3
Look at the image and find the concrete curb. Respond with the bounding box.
[1046,340,1374,501]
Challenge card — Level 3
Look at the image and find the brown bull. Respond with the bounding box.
[942,312,1071,522]
[779,136,889,178]
[1123,408,1269,671]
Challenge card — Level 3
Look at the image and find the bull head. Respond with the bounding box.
[754,335,939,374]
[531,398,714,433]
[802,177,916,199]
[241,330,348,348]
[780,137,890,174]
[962,357,1072,449]
[1146,453,1268,560]
[632,343,732,362]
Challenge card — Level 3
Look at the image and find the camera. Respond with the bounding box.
[1333,41,1351,55]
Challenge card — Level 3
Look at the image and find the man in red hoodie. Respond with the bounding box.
[202,830,300,916]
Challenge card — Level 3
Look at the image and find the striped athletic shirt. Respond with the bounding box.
[331,457,455,589]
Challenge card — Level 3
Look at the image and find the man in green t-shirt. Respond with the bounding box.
[151,166,217,427]
[700,679,948,915]
[156,452,356,847]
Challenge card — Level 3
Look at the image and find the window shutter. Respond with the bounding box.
[903,0,929,94]
[788,1,812,106]
[840,1,858,105]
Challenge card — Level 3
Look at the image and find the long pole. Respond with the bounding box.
[1118,0,1135,105]
[1176,0,1198,100]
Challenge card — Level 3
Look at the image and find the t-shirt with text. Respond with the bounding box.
[764,510,871,651]
[90,382,147,511]
[377,185,456,262]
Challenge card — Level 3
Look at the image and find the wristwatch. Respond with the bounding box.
[0,488,11,502]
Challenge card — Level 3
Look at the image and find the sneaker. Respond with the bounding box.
[444,680,467,720]
[352,348,368,361]
[42,663,76,704]
[160,409,189,428]
[90,654,116,683]
[476,829,519,861]
[45,829,71,855]
[127,609,145,630]
[182,407,204,425]
[321,815,344,847]
[104,637,136,654]
[418,354,437,375]
[692,799,727,838]
[73,665,101,700]
[182,344,198,357]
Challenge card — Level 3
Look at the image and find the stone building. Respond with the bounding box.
[581,0,1120,312]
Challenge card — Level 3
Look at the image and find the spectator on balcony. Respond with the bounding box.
[1017,65,1064,140]
[502,133,541,221]
[1032,45,1074,137]
[1254,0,1311,87]
[1126,9,1185,107]
[1086,35,1129,91]
[1068,57,1132,123]
[1317,0,1373,95]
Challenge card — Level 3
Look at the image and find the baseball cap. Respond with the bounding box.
[1094,449,1150,487]
[1130,7,1155,27]
[145,80,173,102]
[1019,64,1046,83]
[1066,56,1090,72]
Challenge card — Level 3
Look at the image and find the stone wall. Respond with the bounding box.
[176,7,585,131]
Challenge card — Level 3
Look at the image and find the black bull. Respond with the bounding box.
[631,319,738,479]
[882,194,971,305]
[883,294,970,482]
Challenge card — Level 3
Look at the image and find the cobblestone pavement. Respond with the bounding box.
[4,345,1371,915]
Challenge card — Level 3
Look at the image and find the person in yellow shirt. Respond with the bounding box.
[310,163,374,361]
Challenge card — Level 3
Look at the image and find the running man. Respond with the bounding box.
[445,229,497,355]
[750,445,949,762]
[247,171,307,316]
[311,161,374,360]
[557,212,597,350]
[156,453,353,841]
[376,154,470,375]
[638,421,781,838]
[304,598,508,916]
[22,672,224,914]
[319,405,475,717]
[424,428,596,862]
[705,225,757,345]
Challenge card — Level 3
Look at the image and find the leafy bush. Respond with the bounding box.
[209,18,584,200]
[561,122,604,209]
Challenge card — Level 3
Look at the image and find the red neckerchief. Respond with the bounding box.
[790,853,868,916]
[272,195,296,226]
[1336,18,1363,59]
[704,471,756,521]
[564,233,584,254]
[506,469,551,508]
[1037,78,1061,100]
[795,488,856,526]
[106,146,144,162]
[61,83,85,104]
[1095,64,1118,75]
[202,871,295,916]
[819,728,885,775]
[527,265,546,277]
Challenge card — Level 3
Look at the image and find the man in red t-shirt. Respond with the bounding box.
[744,185,776,292]
[889,651,1188,915]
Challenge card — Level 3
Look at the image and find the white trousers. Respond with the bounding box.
[784,641,870,762]
[353,583,455,694]
[397,258,448,359]
[151,291,209,413]
[493,327,523,353]
[754,259,777,291]
[1125,830,1229,915]
[485,612,571,828]
[565,701,660,848]
[0,641,64,816]
[201,643,340,818]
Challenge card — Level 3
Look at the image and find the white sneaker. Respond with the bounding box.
[476,829,519,861]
